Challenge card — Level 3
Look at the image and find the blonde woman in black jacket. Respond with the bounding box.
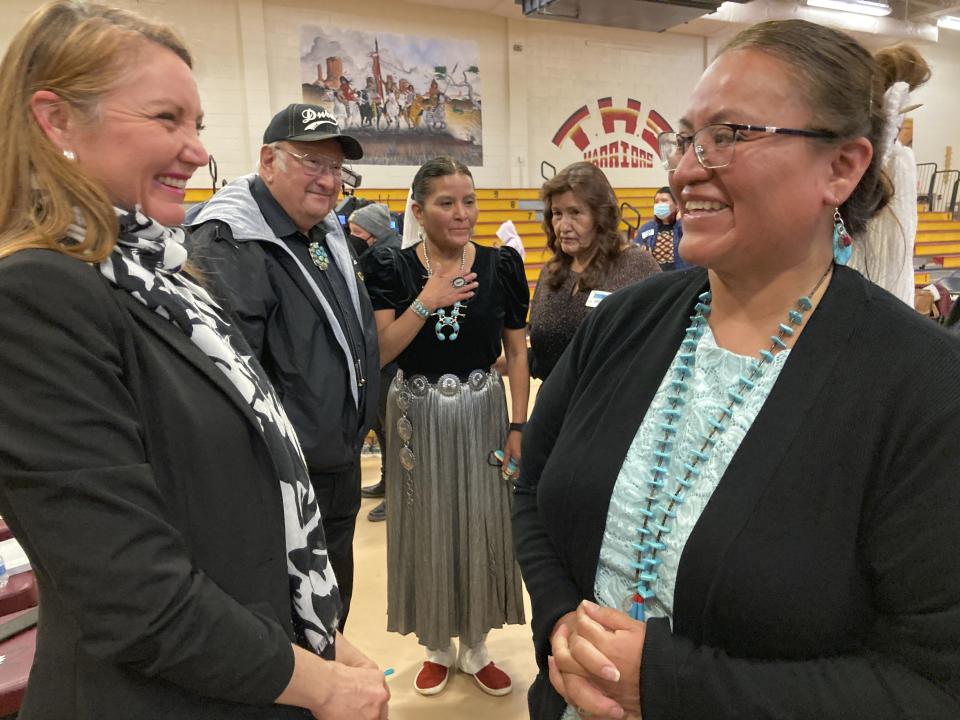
[0,3,387,718]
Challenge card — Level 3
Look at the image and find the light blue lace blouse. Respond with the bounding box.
[560,325,789,720]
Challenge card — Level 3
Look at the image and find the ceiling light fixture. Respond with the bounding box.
[938,15,960,30]
[806,0,892,16]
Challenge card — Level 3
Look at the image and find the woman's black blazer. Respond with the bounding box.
[0,249,313,719]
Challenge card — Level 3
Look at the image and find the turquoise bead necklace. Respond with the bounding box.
[629,265,833,621]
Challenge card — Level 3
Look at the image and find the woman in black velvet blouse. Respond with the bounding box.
[363,157,529,698]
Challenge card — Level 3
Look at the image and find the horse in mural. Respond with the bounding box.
[357,89,378,129]
[382,92,402,130]
[421,94,448,131]
[332,93,360,129]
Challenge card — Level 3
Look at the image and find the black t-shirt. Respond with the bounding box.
[363,242,528,377]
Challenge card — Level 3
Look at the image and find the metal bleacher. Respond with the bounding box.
[917,162,937,210]
[915,161,960,287]
[187,182,960,293]
[929,170,960,214]
[914,211,960,287]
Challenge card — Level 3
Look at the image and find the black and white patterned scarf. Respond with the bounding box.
[83,207,340,655]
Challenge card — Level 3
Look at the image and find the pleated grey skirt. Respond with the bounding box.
[385,368,526,650]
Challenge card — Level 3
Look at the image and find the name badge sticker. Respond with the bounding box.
[641,228,655,239]
[585,290,611,308]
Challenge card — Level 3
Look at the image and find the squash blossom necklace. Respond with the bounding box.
[422,238,467,342]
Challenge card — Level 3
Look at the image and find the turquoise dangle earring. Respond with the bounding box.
[832,208,853,266]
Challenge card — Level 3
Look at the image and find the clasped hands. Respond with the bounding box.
[548,600,646,720]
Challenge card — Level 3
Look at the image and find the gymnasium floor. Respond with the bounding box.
[347,379,541,719]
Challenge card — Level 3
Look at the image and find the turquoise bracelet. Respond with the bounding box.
[411,298,432,320]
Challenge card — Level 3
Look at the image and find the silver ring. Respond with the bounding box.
[451,276,466,288]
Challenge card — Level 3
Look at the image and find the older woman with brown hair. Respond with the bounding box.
[528,162,659,381]
[0,2,387,718]
[515,19,960,720]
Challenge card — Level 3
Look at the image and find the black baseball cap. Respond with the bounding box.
[263,103,363,160]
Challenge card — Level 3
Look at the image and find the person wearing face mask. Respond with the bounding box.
[349,202,402,258]
[636,186,690,271]
[187,104,380,631]
[528,162,660,382]
[348,202,402,523]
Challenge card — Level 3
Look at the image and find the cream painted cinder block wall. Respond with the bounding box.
[1,0,702,189]
[911,30,960,170]
[518,19,705,188]
[0,0,255,183]
[2,0,959,189]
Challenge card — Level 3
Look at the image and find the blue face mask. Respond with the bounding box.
[653,202,673,220]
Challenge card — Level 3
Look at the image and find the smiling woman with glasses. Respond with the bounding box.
[515,18,960,720]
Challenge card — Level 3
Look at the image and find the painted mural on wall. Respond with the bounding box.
[301,25,483,166]
[551,97,673,172]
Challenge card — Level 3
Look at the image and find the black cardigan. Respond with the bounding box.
[0,250,312,719]
[515,266,960,719]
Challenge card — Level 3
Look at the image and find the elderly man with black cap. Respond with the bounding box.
[187,104,378,630]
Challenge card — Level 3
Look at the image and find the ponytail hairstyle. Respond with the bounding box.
[875,43,930,92]
[411,156,474,207]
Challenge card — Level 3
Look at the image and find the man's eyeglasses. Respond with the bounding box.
[657,123,838,172]
[274,146,349,178]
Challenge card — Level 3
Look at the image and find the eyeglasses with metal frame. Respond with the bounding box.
[273,145,350,178]
[657,123,838,172]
